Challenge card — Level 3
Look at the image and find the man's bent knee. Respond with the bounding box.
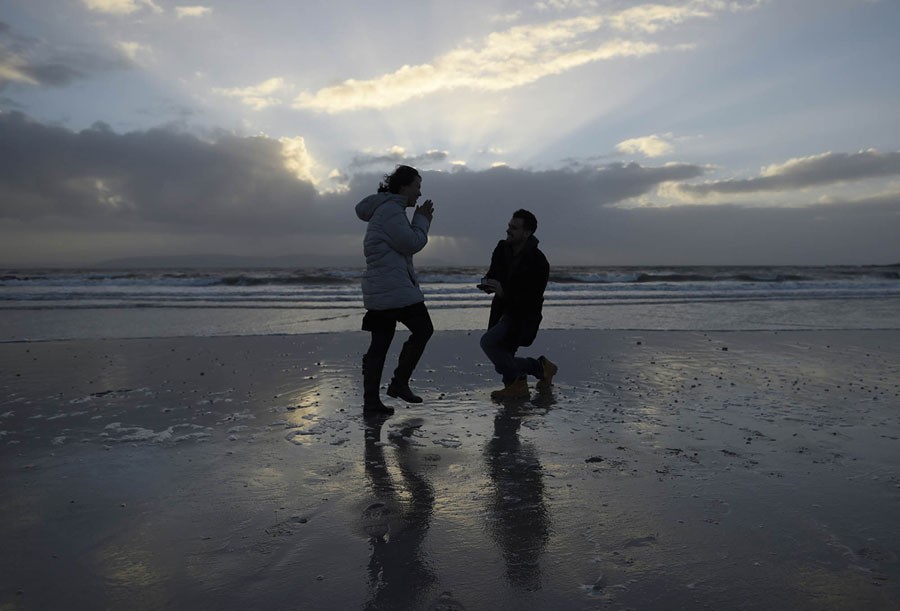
[480,331,496,353]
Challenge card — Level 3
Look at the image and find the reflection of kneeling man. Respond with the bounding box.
[479,209,557,399]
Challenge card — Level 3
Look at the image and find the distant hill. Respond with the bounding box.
[93,253,362,269]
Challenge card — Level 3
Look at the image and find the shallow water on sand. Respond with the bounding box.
[3,295,900,341]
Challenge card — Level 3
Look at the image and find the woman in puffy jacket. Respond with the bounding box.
[355,165,435,414]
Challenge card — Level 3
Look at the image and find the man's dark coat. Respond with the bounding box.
[485,235,549,348]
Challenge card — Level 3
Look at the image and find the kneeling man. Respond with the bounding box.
[478,209,557,399]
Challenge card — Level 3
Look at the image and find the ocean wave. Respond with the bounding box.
[5,285,900,311]
[547,267,900,285]
[546,271,816,284]
[219,273,356,286]
[0,270,362,288]
[3,265,898,310]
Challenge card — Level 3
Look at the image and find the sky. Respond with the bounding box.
[1,0,899,267]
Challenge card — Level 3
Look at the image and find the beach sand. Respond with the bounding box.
[1,330,899,610]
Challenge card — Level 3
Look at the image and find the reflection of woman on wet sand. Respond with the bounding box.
[484,404,551,592]
[362,415,436,610]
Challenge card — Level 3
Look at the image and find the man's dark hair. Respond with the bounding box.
[513,209,537,234]
[378,165,420,194]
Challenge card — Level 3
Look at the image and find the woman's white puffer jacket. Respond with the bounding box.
[355,193,431,311]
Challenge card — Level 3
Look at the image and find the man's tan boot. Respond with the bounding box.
[490,377,529,400]
[536,356,558,390]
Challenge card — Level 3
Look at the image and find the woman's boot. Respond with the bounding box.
[386,342,424,403]
[363,354,393,414]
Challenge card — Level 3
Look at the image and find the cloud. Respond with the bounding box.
[414,162,705,231]
[349,146,450,170]
[0,111,323,235]
[1,22,130,91]
[591,194,900,265]
[294,37,659,113]
[290,0,759,114]
[616,134,674,158]
[1,24,85,89]
[81,0,163,15]
[672,150,900,199]
[536,0,599,11]
[279,136,319,185]
[116,41,153,63]
[0,110,702,237]
[0,53,38,86]
[3,112,898,266]
[490,11,523,24]
[175,6,213,19]
[213,77,290,110]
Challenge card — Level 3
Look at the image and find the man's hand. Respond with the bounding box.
[481,278,503,297]
[415,199,434,221]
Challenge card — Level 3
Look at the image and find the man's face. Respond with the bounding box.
[398,176,422,206]
[505,216,531,246]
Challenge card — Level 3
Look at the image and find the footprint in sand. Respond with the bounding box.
[623,534,659,548]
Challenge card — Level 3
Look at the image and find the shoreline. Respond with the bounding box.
[4,293,900,342]
[2,330,899,609]
[3,322,900,344]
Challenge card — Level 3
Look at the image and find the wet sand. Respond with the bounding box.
[1,330,899,610]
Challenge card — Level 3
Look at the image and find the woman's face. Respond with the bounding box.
[398,176,422,207]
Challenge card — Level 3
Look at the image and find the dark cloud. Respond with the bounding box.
[2,112,899,266]
[350,148,449,169]
[677,150,900,197]
[404,166,899,265]
[597,198,900,265]
[0,21,27,46]
[398,162,705,242]
[18,60,86,87]
[0,95,24,110]
[0,111,325,233]
[0,22,130,91]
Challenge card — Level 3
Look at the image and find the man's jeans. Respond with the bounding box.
[480,315,542,385]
